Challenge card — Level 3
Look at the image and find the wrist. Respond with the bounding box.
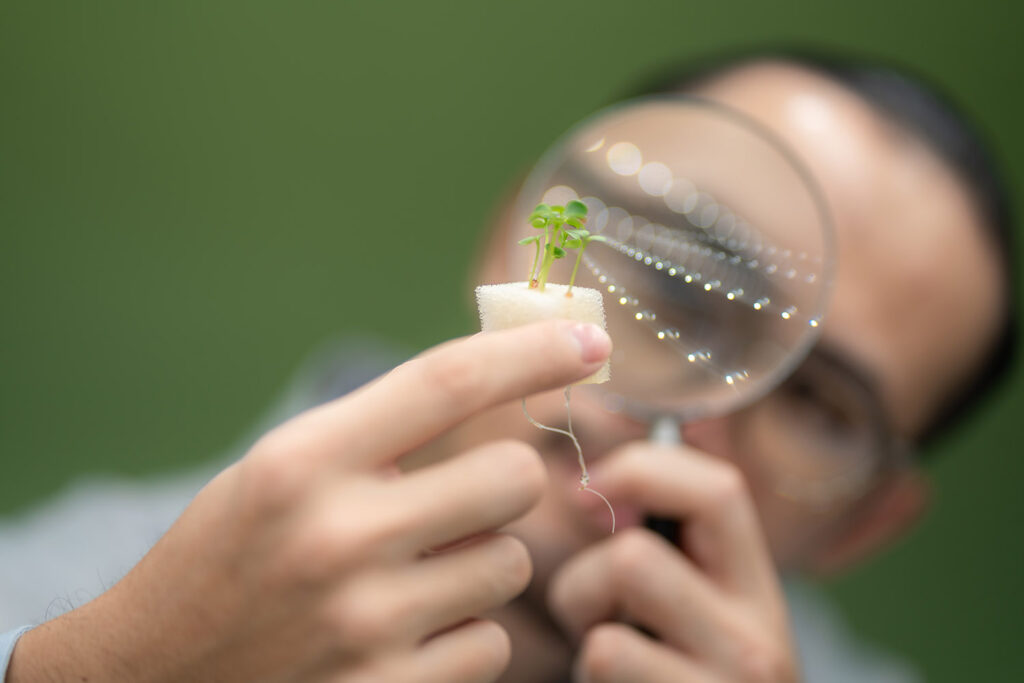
[6,587,161,683]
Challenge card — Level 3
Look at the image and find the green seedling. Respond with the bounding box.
[475,195,617,533]
[518,199,606,294]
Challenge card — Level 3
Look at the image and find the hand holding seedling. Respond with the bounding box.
[8,322,611,683]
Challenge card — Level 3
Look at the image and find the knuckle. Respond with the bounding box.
[703,461,748,513]
[579,623,630,681]
[734,639,794,683]
[418,351,487,404]
[242,434,309,514]
[467,620,512,678]
[278,505,381,588]
[724,624,797,683]
[546,570,575,625]
[329,587,404,652]
[609,529,658,588]
[487,440,547,500]
[322,507,389,568]
[489,535,534,596]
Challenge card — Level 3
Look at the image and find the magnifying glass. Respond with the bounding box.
[506,95,836,539]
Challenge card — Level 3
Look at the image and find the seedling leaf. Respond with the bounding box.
[565,200,587,217]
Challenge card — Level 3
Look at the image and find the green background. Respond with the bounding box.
[2,1,1022,679]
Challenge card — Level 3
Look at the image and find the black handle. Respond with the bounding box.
[645,515,681,545]
[645,417,683,546]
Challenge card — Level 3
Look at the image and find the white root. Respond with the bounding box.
[521,387,616,534]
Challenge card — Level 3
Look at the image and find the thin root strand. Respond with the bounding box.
[521,388,616,534]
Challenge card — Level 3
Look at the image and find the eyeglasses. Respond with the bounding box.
[589,342,911,511]
[727,346,911,508]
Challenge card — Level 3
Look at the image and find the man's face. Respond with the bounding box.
[451,62,1003,594]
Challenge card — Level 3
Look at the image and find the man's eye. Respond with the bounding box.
[781,378,857,437]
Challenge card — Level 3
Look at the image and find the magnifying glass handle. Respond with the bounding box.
[645,416,683,546]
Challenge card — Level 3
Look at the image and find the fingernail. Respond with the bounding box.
[569,323,612,364]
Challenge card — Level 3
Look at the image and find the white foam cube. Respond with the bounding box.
[475,282,610,384]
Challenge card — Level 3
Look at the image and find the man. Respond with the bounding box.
[1,53,1014,681]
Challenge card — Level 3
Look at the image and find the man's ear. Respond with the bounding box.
[805,469,930,576]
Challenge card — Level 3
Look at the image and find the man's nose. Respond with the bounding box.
[677,415,736,463]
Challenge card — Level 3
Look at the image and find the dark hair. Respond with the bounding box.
[625,47,1017,447]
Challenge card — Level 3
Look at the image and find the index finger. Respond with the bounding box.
[280,320,611,468]
[591,444,783,613]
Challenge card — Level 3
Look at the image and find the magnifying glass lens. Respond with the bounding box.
[507,97,835,422]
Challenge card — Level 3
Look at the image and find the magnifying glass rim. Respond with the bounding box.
[512,93,837,422]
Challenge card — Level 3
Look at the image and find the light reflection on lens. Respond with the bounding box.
[542,185,579,206]
[607,141,643,175]
[664,178,697,214]
[638,161,673,196]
